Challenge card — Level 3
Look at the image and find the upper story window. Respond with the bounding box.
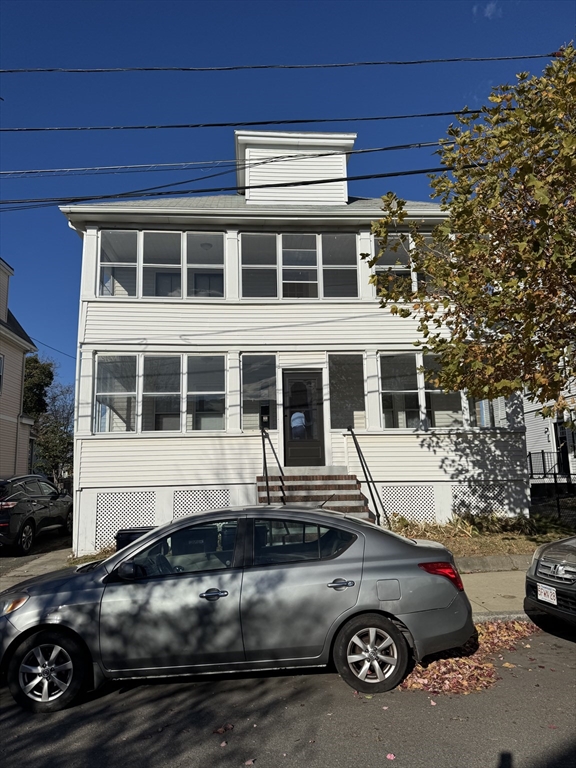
[100,231,138,297]
[374,237,413,294]
[240,233,358,300]
[98,230,225,299]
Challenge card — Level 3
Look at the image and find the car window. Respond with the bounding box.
[131,519,238,578]
[38,481,57,495]
[22,480,43,496]
[254,519,356,566]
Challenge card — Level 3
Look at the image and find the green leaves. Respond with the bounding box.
[367,47,576,419]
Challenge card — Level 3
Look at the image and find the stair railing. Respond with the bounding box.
[260,427,286,505]
[347,427,390,528]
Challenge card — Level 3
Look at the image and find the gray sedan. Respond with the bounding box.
[0,506,474,713]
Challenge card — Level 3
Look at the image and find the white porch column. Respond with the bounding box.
[228,351,241,432]
[365,350,381,430]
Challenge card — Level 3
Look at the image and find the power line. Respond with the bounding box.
[0,108,485,133]
[0,159,237,179]
[1,140,442,182]
[1,164,467,212]
[31,338,76,360]
[0,52,558,74]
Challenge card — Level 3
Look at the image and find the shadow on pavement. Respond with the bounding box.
[523,608,576,643]
[497,740,576,768]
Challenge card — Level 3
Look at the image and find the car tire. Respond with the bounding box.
[16,520,35,556]
[65,508,73,536]
[7,631,87,713]
[333,613,409,693]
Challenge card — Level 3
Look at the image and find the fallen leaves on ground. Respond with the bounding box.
[212,723,234,735]
[400,620,538,696]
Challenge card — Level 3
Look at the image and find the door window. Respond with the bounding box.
[38,481,57,496]
[253,519,356,566]
[131,520,238,577]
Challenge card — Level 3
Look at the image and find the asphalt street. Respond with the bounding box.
[1,625,574,768]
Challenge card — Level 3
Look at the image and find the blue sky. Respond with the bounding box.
[0,0,574,383]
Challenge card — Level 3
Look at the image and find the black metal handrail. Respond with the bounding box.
[528,450,569,477]
[347,427,389,528]
[260,427,286,505]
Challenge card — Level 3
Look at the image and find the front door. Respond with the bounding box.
[283,369,325,467]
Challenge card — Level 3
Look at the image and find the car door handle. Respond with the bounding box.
[327,579,355,590]
[199,589,229,601]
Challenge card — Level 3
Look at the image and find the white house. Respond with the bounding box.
[61,130,529,556]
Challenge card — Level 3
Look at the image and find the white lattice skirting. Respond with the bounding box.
[95,491,156,549]
[173,489,231,518]
[380,485,436,524]
[451,484,509,516]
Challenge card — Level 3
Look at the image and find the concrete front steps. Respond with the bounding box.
[256,470,374,521]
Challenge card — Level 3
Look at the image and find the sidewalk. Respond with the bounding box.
[0,547,532,620]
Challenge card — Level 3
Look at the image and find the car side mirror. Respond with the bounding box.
[117,561,138,581]
[50,491,59,500]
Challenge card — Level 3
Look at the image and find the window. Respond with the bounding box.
[240,232,358,299]
[95,356,137,432]
[242,355,277,430]
[0,354,4,394]
[374,237,412,294]
[282,234,318,298]
[329,354,365,429]
[142,356,181,431]
[241,234,278,297]
[143,232,182,297]
[187,356,226,431]
[322,234,358,297]
[187,233,224,298]
[253,519,356,565]
[469,397,507,428]
[99,231,137,297]
[380,355,421,428]
[131,519,238,577]
[95,353,229,434]
[423,356,463,428]
[99,230,225,299]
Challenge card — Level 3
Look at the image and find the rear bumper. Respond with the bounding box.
[398,591,475,660]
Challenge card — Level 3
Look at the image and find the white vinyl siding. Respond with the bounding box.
[245,147,347,205]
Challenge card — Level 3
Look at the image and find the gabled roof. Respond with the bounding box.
[0,310,36,351]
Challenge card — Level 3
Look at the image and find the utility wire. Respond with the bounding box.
[0,108,485,133]
[1,164,469,212]
[0,140,442,179]
[1,143,455,205]
[31,338,76,360]
[0,52,558,74]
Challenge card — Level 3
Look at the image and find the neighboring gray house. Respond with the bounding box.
[0,258,37,477]
[61,130,529,556]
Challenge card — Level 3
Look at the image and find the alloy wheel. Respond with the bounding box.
[346,626,398,683]
[18,643,74,704]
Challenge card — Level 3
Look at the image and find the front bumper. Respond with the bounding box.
[525,576,576,625]
[0,616,21,675]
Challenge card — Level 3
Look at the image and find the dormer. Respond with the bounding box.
[235,130,356,206]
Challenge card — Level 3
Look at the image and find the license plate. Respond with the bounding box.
[537,583,557,605]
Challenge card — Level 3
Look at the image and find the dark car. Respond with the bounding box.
[0,475,73,555]
[0,505,474,713]
[524,535,576,624]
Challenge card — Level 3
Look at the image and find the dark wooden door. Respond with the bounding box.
[283,370,325,467]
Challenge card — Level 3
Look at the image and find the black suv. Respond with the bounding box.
[0,475,72,555]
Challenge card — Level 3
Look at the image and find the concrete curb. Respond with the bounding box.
[455,554,532,574]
